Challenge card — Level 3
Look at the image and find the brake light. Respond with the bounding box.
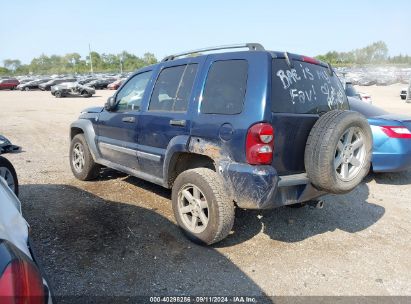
[301,56,320,65]
[0,260,45,304]
[380,126,411,139]
[246,123,274,165]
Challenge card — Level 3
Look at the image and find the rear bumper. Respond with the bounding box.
[220,162,325,209]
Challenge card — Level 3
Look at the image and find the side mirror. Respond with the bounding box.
[105,96,116,111]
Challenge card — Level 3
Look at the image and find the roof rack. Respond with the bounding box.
[161,43,265,62]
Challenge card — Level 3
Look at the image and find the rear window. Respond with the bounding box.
[271,59,348,114]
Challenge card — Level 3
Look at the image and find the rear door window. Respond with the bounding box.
[271,59,348,114]
[201,60,248,115]
[149,64,198,112]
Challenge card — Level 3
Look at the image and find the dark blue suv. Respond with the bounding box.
[70,43,372,244]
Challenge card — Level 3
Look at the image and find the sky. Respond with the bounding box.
[1,0,410,65]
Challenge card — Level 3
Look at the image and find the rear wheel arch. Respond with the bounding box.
[166,152,216,188]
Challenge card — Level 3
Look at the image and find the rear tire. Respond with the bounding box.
[305,110,372,194]
[55,91,62,98]
[172,168,234,245]
[0,156,19,196]
[69,134,101,180]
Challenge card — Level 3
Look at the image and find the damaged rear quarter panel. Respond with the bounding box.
[188,137,279,209]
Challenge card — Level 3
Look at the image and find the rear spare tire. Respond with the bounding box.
[304,110,372,194]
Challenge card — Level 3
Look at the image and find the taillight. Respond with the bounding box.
[0,259,45,304]
[246,123,274,165]
[380,126,411,139]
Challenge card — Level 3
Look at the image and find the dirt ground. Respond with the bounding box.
[0,86,410,302]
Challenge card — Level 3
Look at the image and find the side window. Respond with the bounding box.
[201,60,248,115]
[149,64,198,112]
[115,71,153,112]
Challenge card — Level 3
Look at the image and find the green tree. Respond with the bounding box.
[3,59,21,72]
[316,41,390,65]
[0,67,10,75]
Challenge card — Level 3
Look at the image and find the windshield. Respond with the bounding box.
[271,59,348,114]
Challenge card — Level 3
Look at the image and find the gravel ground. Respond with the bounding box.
[0,87,410,302]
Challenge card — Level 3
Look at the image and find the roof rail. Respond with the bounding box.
[161,43,265,62]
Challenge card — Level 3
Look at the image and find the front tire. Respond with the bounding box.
[172,168,234,245]
[0,156,19,196]
[81,90,91,98]
[69,134,101,180]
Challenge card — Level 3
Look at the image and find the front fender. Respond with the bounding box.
[70,119,100,161]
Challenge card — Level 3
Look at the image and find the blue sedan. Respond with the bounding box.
[348,97,411,172]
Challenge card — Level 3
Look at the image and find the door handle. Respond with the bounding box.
[122,116,135,123]
[169,119,186,127]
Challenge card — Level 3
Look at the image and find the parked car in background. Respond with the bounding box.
[358,92,372,104]
[107,79,125,90]
[401,88,407,100]
[349,97,411,172]
[51,82,95,98]
[343,80,372,104]
[16,78,34,84]
[87,78,116,90]
[0,78,19,90]
[0,163,53,303]
[17,78,51,91]
[39,78,76,91]
[70,43,372,245]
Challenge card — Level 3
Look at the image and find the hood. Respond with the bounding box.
[81,106,104,114]
[0,178,30,258]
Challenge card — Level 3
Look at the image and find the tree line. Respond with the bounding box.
[1,51,158,75]
[1,41,411,76]
[315,41,411,66]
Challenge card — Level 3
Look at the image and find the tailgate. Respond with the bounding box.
[270,56,349,175]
